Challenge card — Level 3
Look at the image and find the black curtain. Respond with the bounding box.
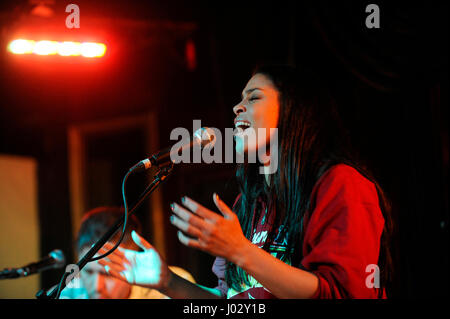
[294,1,449,298]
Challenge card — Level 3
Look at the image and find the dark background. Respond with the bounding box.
[0,0,448,298]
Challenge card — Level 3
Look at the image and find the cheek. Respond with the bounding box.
[253,97,279,130]
[253,100,279,149]
[263,100,279,128]
[235,96,279,156]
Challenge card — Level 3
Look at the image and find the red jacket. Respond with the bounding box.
[301,164,386,298]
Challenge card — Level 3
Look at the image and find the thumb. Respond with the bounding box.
[131,230,153,250]
[213,193,235,220]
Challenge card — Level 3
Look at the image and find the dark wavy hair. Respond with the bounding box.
[225,65,393,297]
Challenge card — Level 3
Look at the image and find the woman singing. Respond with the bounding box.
[98,65,393,299]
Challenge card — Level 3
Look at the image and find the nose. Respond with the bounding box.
[233,102,246,116]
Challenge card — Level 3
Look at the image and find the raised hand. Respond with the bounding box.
[169,193,251,265]
[97,231,170,290]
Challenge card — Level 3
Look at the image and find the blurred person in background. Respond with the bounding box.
[60,206,195,299]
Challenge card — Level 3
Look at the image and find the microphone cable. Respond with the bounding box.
[55,167,134,298]
[88,167,132,262]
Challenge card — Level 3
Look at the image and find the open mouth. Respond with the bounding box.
[234,120,252,133]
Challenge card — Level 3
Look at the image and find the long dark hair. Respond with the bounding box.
[225,65,393,297]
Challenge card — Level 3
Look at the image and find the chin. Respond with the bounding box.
[235,137,258,156]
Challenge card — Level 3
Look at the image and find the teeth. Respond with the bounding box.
[234,121,251,129]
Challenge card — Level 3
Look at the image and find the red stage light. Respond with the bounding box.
[34,40,59,55]
[7,39,35,54]
[57,41,81,56]
[7,39,106,58]
[80,42,106,58]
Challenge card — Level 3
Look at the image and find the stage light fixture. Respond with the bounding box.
[7,39,106,58]
[7,39,35,54]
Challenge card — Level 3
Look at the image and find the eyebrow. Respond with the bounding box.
[241,87,263,99]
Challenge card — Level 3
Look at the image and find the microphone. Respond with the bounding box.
[131,127,216,172]
[0,249,65,279]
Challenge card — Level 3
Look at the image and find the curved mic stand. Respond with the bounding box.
[36,163,174,299]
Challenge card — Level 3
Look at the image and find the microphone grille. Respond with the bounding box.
[49,249,66,269]
[193,127,216,149]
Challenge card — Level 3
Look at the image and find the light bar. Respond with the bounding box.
[7,39,106,58]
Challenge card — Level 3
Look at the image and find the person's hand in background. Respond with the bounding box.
[97,231,170,290]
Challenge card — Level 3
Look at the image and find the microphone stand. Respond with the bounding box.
[36,164,173,299]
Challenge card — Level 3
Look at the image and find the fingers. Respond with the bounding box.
[97,247,127,267]
[171,202,213,231]
[170,201,209,251]
[131,230,153,250]
[212,193,235,220]
[170,214,203,239]
[100,262,129,283]
[177,231,203,250]
[180,196,218,222]
[172,194,235,253]
[97,258,126,274]
[99,241,126,259]
[98,249,121,264]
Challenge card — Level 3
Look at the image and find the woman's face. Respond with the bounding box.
[233,73,280,156]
